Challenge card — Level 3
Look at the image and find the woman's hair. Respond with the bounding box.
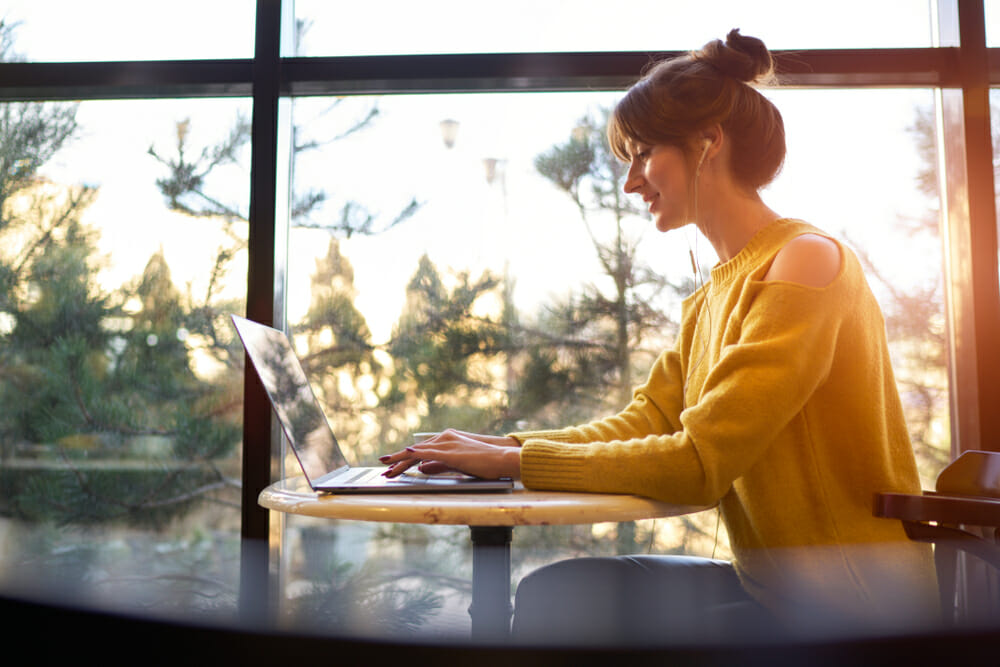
[608,29,785,192]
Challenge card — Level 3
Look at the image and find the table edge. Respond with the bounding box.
[258,479,714,527]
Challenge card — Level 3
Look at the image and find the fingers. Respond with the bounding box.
[378,430,501,478]
[379,449,421,478]
[379,441,456,477]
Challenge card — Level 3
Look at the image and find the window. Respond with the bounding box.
[1,0,998,648]
[294,0,934,56]
[0,97,250,620]
[276,87,948,635]
[1,0,256,61]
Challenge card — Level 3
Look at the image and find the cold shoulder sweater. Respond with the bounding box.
[512,219,938,631]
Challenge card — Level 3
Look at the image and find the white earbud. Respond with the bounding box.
[696,139,711,172]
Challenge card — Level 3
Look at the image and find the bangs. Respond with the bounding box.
[607,86,651,162]
[607,79,686,162]
[606,107,635,162]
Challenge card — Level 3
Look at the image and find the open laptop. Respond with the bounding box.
[232,314,513,494]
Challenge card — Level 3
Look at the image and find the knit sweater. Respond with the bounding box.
[512,219,938,631]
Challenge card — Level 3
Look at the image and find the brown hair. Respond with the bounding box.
[608,29,785,192]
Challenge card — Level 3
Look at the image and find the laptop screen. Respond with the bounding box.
[232,315,349,483]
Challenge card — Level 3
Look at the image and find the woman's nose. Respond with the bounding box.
[624,162,642,194]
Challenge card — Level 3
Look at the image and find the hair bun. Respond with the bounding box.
[694,29,774,85]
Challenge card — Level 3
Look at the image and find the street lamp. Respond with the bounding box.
[440,118,459,149]
[483,157,501,185]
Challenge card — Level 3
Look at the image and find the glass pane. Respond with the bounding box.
[986,0,1000,46]
[281,87,947,638]
[2,0,255,61]
[767,88,950,485]
[294,0,933,56]
[0,96,251,620]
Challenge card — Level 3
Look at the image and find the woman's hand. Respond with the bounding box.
[380,429,521,480]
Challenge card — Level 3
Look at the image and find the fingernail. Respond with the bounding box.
[405,447,415,452]
[379,455,390,462]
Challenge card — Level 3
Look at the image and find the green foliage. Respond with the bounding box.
[389,255,510,431]
[0,87,241,525]
[1,461,220,528]
[515,110,675,425]
[0,102,79,214]
[0,229,241,525]
[534,131,595,198]
[285,560,444,636]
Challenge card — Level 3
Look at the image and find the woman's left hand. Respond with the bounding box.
[379,429,521,480]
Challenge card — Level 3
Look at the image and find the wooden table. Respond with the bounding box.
[260,477,712,641]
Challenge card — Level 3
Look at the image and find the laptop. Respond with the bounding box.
[232,314,514,494]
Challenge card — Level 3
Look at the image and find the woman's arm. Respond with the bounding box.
[381,340,688,482]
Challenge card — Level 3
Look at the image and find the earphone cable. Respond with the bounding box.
[682,146,712,406]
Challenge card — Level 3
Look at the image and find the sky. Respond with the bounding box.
[0,1,965,343]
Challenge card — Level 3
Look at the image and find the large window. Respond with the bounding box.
[0,0,998,648]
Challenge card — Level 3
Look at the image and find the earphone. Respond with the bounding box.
[684,136,714,406]
[690,138,711,225]
[692,135,722,559]
[695,138,711,173]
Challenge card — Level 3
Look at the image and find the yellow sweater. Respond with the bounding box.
[512,219,938,631]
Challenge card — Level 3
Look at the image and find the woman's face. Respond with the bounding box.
[623,141,695,233]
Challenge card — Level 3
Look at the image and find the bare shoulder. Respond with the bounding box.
[763,233,842,288]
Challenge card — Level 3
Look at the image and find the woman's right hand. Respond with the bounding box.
[379,428,521,480]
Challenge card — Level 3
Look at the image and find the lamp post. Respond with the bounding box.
[440,118,460,149]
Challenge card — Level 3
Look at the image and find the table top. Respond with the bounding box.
[259,476,713,527]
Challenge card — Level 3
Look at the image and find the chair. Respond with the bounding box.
[874,451,1000,626]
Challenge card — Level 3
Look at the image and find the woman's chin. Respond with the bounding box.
[654,215,684,233]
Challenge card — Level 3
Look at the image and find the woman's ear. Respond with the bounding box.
[701,124,724,157]
[696,126,723,173]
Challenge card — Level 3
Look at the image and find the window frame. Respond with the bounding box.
[0,0,996,619]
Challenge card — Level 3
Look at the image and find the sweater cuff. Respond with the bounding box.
[519,439,589,491]
[507,429,579,445]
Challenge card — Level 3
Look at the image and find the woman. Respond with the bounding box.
[381,29,939,642]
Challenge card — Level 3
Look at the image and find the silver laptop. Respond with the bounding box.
[232,315,513,494]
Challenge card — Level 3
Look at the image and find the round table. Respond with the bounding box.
[259,476,713,641]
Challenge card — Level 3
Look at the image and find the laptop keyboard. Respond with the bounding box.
[340,468,381,485]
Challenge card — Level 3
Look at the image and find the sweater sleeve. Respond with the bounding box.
[510,343,686,446]
[518,277,849,504]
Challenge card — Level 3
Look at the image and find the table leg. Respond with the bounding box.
[468,526,513,641]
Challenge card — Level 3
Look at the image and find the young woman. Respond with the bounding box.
[381,30,939,642]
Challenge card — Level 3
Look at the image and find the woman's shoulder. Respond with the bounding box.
[763,232,842,288]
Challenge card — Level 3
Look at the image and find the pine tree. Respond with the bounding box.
[527,110,678,423]
[294,238,385,462]
[0,23,240,526]
[388,254,509,434]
